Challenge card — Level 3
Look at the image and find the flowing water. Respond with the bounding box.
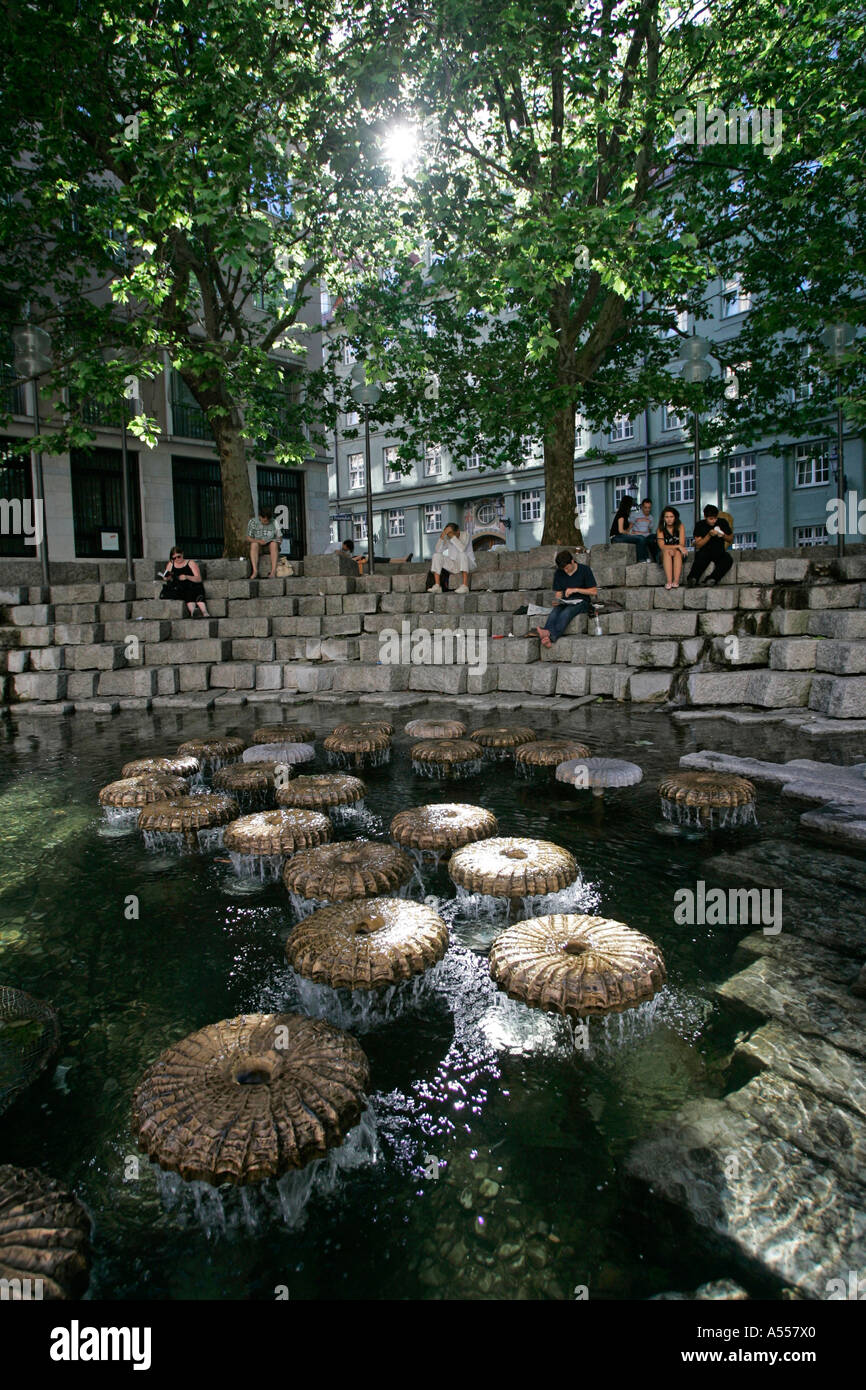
[1,700,863,1301]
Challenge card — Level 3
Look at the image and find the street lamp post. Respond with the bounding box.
[349,364,382,568]
[820,323,855,560]
[679,336,712,533]
[12,324,52,586]
[119,376,143,582]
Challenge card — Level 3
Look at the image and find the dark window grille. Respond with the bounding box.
[171,455,223,558]
[170,372,211,440]
[0,436,33,557]
[256,465,305,560]
[70,446,142,558]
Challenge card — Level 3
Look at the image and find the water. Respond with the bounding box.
[1,701,863,1301]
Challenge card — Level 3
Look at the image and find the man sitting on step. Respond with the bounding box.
[686,505,733,586]
[535,549,598,648]
[326,538,412,573]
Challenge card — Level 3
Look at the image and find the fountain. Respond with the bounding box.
[514,739,591,778]
[177,736,246,775]
[555,756,643,799]
[488,914,666,1019]
[410,738,483,779]
[282,841,414,916]
[404,718,467,739]
[276,773,367,825]
[137,793,239,852]
[0,985,59,1116]
[242,742,316,769]
[122,754,201,782]
[285,897,448,990]
[324,728,392,769]
[390,803,498,866]
[253,723,316,745]
[98,774,190,823]
[132,1013,370,1184]
[658,771,758,829]
[0,1164,90,1299]
[213,761,281,810]
[449,836,577,900]
[223,808,332,880]
[469,725,537,760]
[332,720,394,737]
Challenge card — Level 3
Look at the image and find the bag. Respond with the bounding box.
[275,557,293,578]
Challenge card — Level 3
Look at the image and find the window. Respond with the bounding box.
[668,464,695,504]
[384,447,404,483]
[614,474,640,508]
[467,447,482,469]
[722,276,751,317]
[610,415,635,443]
[792,347,814,402]
[329,519,338,544]
[388,508,405,537]
[424,503,442,533]
[662,405,686,432]
[341,340,356,366]
[348,452,364,489]
[520,435,540,461]
[574,420,586,452]
[424,444,442,477]
[353,514,367,541]
[795,441,830,488]
[728,453,757,496]
[170,370,209,440]
[732,532,757,550]
[0,436,33,557]
[794,524,828,548]
[575,481,587,517]
[519,489,542,522]
[345,410,359,428]
[257,465,305,561]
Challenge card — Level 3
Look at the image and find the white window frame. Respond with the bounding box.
[384,446,403,483]
[475,500,498,526]
[732,531,757,550]
[341,340,357,366]
[424,503,442,533]
[662,405,686,432]
[610,415,635,443]
[668,464,695,505]
[575,481,588,517]
[352,514,367,542]
[519,489,542,523]
[347,452,365,489]
[728,453,757,497]
[344,410,359,428]
[424,444,442,477]
[614,474,640,509]
[794,524,828,548]
[328,519,338,545]
[387,508,405,538]
[722,276,751,318]
[466,447,482,470]
[794,441,830,488]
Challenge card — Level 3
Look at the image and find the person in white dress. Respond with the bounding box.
[430,524,476,593]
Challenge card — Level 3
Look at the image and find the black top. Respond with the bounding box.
[553,564,596,601]
[660,525,682,546]
[694,517,732,543]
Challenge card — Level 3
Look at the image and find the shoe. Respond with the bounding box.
[430,582,442,592]
[665,582,672,590]
[455,584,469,594]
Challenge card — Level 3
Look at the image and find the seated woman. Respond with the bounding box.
[160,546,210,617]
[657,506,688,589]
[609,495,650,563]
[429,523,476,594]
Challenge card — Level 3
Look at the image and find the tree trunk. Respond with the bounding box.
[211,414,255,557]
[541,401,583,547]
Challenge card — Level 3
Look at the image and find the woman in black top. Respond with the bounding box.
[160,546,210,617]
[609,495,650,562]
[657,506,688,589]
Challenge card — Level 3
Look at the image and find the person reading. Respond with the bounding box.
[534,549,598,648]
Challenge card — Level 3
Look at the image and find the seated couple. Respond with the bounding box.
[534,550,597,648]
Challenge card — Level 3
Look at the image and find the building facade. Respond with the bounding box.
[328,283,862,557]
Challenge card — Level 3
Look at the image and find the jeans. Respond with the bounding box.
[689,540,733,584]
[611,532,650,563]
[544,599,591,642]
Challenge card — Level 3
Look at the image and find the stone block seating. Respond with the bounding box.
[2,543,866,720]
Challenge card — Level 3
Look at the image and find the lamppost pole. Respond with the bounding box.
[119,399,134,582]
[363,401,375,568]
[820,323,855,561]
[679,336,711,538]
[12,325,52,587]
